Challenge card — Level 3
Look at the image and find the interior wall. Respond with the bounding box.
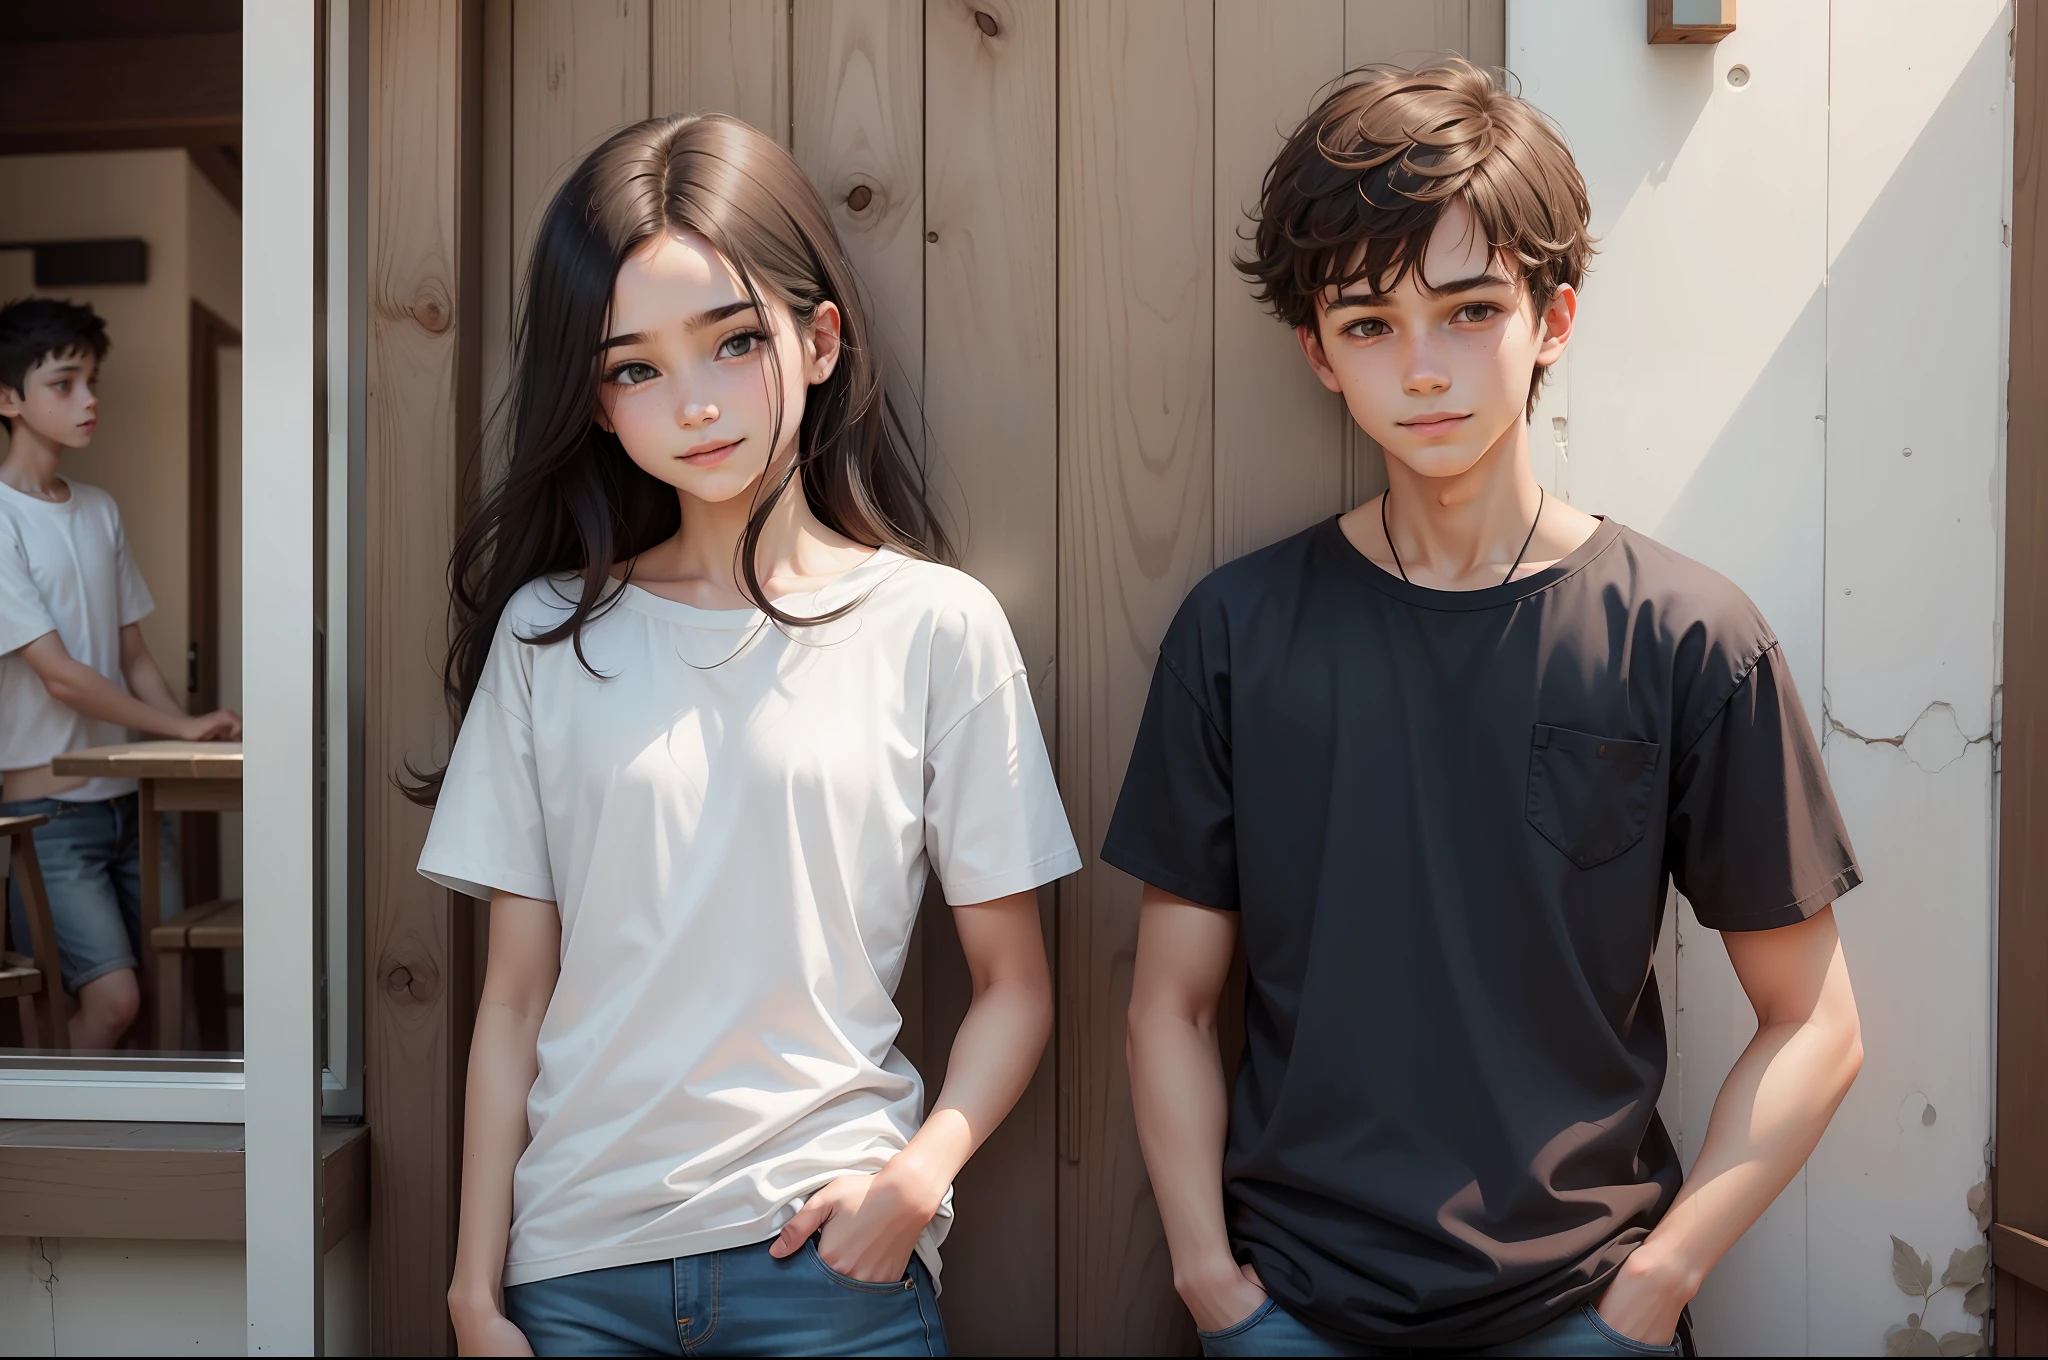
[1509,2,2009,1354]
[0,150,196,695]
[0,1229,370,1357]
[186,160,243,327]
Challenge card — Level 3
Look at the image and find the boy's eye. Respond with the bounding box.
[717,329,766,360]
[1344,318,1391,339]
[1453,303,1500,323]
[606,360,659,386]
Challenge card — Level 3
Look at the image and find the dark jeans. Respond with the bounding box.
[1199,1300,1684,1358]
[503,1238,949,1357]
[2,794,181,994]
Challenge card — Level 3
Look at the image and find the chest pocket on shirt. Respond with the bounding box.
[1526,724,1661,870]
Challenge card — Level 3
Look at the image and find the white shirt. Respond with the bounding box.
[0,478,155,802]
[418,553,1081,1288]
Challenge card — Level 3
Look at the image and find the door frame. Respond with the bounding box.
[185,300,239,920]
[1996,2,2048,1353]
[242,0,329,1349]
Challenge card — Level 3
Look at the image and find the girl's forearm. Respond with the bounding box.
[450,1001,544,1306]
[888,974,1051,1205]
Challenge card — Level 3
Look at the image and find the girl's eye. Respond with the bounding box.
[1454,303,1499,324]
[606,361,659,386]
[1345,318,1391,339]
[717,329,766,360]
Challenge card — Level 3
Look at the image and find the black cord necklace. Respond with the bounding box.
[1382,485,1546,588]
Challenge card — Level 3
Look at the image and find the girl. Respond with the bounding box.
[415,114,1078,1357]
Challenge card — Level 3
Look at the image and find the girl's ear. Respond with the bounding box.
[806,301,843,385]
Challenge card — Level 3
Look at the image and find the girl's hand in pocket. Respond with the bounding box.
[768,1166,940,1284]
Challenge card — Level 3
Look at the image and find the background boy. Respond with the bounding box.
[1110,64,1865,1356]
[0,297,240,1050]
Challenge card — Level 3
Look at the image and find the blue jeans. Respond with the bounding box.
[503,1239,949,1357]
[2,795,181,993]
[1198,1300,1683,1358]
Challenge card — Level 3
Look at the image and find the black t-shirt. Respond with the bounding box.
[1101,516,1860,1350]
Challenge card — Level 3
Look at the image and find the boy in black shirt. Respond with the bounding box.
[1110,62,1863,1357]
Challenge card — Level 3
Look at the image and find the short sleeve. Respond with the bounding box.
[417,615,555,902]
[1099,617,1238,910]
[1666,644,1862,930]
[0,523,57,656]
[114,513,154,627]
[924,673,1081,905]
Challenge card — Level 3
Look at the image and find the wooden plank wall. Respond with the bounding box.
[1998,1,2048,1353]
[920,2,1061,1350]
[364,0,482,1354]
[419,3,1503,1354]
[1056,4,1502,1354]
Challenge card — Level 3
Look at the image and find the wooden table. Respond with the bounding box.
[50,742,243,1047]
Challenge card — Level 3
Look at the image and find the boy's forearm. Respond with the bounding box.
[1629,1008,1863,1302]
[49,657,188,736]
[1127,1008,1240,1292]
[123,654,187,720]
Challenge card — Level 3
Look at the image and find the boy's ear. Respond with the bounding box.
[1295,321,1346,395]
[0,383,21,420]
[1535,283,1577,367]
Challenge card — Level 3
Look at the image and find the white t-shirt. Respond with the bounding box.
[417,552,1081,1288]
[0,478,155,802]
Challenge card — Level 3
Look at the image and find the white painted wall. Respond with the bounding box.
[0,1230,369,1357]
[1510,1,2008,1354]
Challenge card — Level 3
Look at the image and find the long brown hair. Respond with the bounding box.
[407,113,947,805]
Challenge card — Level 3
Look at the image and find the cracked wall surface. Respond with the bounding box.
[1823,689,2001,775]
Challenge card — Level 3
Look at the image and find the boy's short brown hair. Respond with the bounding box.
[1238,61,1593,415]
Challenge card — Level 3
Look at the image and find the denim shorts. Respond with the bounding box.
[503,1237,948,1357]
[1197,1299,1684,1358]
[2,794,182,994]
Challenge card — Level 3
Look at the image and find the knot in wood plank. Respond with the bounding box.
[975,10,1000,37]
[381,953,441,1004]
[409,283,454,335]
[846,183,874,214]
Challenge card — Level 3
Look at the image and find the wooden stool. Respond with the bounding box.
[0,814,67,1051]
[152,898,242,1051]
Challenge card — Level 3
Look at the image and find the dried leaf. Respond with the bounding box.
[1937,1330,1984,1357]
[1967,1180,1992,1233]
[1886,1325,1938,1357]
[1909,1313,1922,1330]
[1894,1236,1932,1296]
[1942,1245,1988,1288]
[1893,1326,1942,1357]
[1964,1282,1990,1316]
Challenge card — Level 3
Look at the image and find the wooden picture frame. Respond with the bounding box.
[1649,0,1736,45]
